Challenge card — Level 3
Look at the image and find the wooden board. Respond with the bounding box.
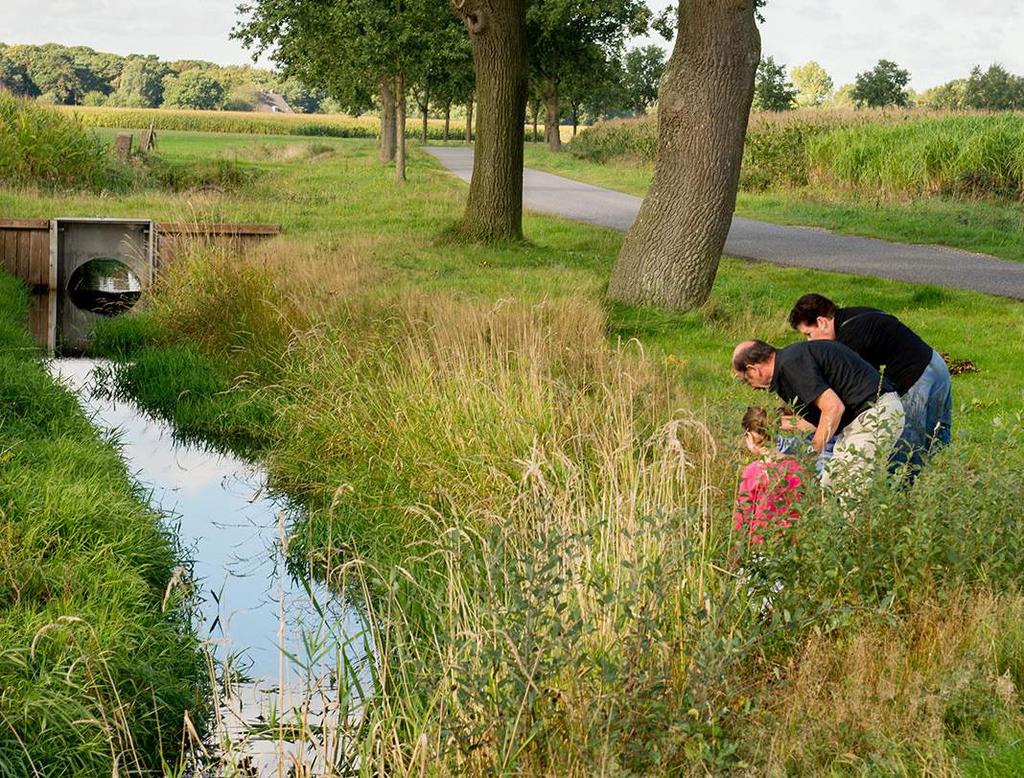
[0,223,50,288]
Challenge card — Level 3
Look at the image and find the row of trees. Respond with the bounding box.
[0,42,328,112]
[753,58,910,111]
[233,0,667,166]
[754,57,1024,113]
[236,0,761,310]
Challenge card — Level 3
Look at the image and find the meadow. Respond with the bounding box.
[3,101,1024,773]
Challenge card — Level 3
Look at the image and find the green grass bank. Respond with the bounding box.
[54,134,1024,774]
[0,276,207,775]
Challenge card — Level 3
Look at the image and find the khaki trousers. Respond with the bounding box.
[821,392,905,504]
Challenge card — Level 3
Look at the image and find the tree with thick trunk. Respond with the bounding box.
[607,0,760,311]
[450,0,527,241]
[379,75,397,162]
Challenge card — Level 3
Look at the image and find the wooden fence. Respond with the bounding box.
[0,219,51,288]
[0,220,282,289]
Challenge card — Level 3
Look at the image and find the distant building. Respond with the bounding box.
[256,92,293,114]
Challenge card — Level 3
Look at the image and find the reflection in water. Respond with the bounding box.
[49,358,373,775]
[67,257,142,316]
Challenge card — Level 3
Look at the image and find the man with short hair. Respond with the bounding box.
[732,339,905,503]
[787,293,952,470]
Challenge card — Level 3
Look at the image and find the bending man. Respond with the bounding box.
[732,339,905,504]
[788,294,952,471]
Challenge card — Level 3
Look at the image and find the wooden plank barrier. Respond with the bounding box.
[0,220,282,288]
[0,219,51,289]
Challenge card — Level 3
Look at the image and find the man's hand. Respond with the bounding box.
[811,389,844,453]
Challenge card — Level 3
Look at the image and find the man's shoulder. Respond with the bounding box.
[837,306,887,324]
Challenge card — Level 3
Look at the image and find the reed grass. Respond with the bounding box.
[568,109,1024,201]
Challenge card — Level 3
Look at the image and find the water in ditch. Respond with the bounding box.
[49,357,373,776]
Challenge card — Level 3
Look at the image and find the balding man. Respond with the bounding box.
[732,339,905,502]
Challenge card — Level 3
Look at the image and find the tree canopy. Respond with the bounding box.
[852,59,910,108]
[621,45,666,115]
[791,61,833,107]
[752,55,796,111]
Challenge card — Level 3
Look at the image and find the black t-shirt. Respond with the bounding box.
[771,340,896,432]
[834,307,933,395]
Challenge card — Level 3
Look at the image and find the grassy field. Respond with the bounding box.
[6,125,1024,773]
[0,277,207,774]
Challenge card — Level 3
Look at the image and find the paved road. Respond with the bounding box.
[425,146,1024,300]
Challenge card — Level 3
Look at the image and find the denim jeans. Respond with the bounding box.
[893,349,953,471]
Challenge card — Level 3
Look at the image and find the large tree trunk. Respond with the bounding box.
[607,0,760,310]
[542,78,561,152]
[379,75,397,163]
[451,0,527,241]
[396,70,407,182]
[444,101,451,141]
[465,97,473,143]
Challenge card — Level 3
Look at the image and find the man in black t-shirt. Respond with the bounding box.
[732,339,905,503]
[787,294,952,471]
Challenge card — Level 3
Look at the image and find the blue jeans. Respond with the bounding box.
[777,433,834,476]
[893,350,953,471]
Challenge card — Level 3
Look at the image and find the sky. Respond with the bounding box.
[3,0,1023,91]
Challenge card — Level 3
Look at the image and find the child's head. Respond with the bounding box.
[741,406,775,453]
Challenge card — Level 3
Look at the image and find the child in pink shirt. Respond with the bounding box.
[733,406,806,546]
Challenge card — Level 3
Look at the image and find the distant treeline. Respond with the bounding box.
[0,42,332,113]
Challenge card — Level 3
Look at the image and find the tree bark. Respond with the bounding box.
[542,78,561,152]
[379,75,397,163]
[420,87,429,143]
[607,0,760,310]
[465,97,473,143]
[444,101,451,141]
[451,0,527,241]
[396,69,407,182]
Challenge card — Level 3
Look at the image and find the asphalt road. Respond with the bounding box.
[425,146,1024,300]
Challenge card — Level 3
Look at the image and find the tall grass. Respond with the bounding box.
[0,93,115,190]
[568,109,1024,200]
[96,236,1024,773]
[0,273,208,774]
[808,114,1024,200]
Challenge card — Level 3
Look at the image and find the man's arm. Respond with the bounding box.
[811,389,844,453]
